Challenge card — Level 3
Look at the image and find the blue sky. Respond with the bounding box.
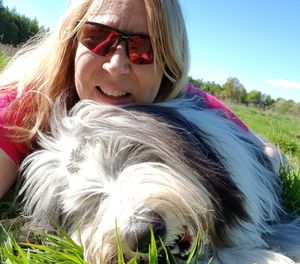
[4,0,300,103]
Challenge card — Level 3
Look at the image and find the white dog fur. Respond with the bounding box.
[19,94,300,263]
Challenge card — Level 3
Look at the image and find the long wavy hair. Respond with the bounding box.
[0,0,190,143]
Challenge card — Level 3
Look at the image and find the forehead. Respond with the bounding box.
[89,0,148,33]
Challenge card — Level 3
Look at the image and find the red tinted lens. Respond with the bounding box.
[78,22,154,65]
[78,22,120,56]
[128,35,153,64]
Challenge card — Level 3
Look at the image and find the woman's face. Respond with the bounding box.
[74,0,164,105]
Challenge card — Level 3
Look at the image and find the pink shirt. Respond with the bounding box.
[0,91,29,165]
[0,84,248,165]
[185,83,249,132]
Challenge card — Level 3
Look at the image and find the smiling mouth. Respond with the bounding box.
[96,86,130,98]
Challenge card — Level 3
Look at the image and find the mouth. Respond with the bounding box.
[163,228,194,261]
[124,227,195,264]
[134,234,193,264]
[127,235,194,264]
[96,86,131,98]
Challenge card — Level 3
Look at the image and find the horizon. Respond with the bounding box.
[3,0,300,103]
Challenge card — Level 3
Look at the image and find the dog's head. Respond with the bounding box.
[20,96,278,263]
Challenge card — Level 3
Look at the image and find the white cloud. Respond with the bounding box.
[265,79,300,90]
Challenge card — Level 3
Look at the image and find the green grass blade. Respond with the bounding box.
[185,233,200,264]
[159,237,171,264]
[149,225,158,264]
[48,219,84,250]
[11,239,31,264]
[19,243,81,262]
[115,219,125,264]
[207,257,214,264]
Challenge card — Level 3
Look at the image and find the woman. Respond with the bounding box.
[0,0,250,199]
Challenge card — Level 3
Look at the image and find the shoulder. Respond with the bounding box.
[185,83,228,110]
[0,86,19,124]
[0,90,17,108]
[0,136,29,166]
[0,85,30,165]
[0,88,17,108]
[184,83,249,132]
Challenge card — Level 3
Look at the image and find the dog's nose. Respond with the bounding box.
[126,211,166,253]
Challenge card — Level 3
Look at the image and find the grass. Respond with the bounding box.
[0,43,18,58]
[0,43,17,71]
[281,167,300,217]
[0,50,9,71]
[0,224,207,264]
[231,104,300,169]
[232,104,300,215]
[1,226,88,264]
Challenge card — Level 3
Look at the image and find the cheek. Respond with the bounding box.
[136,67,163,100]
[74,46,100,98]
[75,47,92,83]
[74,61,87,99]
[75,48,87,87]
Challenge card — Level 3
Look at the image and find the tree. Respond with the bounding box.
[247,90,262,107]
[187,76,204,89]
[187,75,284,113]
[187,77,223,97]
[222,77,247,103]
[0,4,43,46]
[201,81,223,97]
[261,94,275,109]
[0,7,19,45]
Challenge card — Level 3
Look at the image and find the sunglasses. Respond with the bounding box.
[77,22,154,65]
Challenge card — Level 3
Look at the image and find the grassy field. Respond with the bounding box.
[231,104,300,169]
[231,104,300,218]
[0,43,19,57]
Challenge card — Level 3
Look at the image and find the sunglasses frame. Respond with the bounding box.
[77,21,154,65]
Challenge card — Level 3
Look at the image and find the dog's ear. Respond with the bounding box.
[19,129,81,226]
[19,101,102,226]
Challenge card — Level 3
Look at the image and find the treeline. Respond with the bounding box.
[0,0,46,46]
[188,76,300,117]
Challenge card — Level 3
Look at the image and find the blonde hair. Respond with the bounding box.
[0,0,190,142]
[145,0,190,101]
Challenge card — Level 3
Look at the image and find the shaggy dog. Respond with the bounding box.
[20,94,300,263]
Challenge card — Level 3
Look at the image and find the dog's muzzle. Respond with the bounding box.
[125,211,166,253]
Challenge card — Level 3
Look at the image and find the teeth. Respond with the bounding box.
[100,86,127,97]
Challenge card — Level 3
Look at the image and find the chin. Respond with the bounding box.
[20,94,300,263]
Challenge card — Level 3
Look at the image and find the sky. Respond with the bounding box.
[4,0,300,103]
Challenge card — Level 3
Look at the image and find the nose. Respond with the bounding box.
[126,211,167,253]
[102,43,130,75]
